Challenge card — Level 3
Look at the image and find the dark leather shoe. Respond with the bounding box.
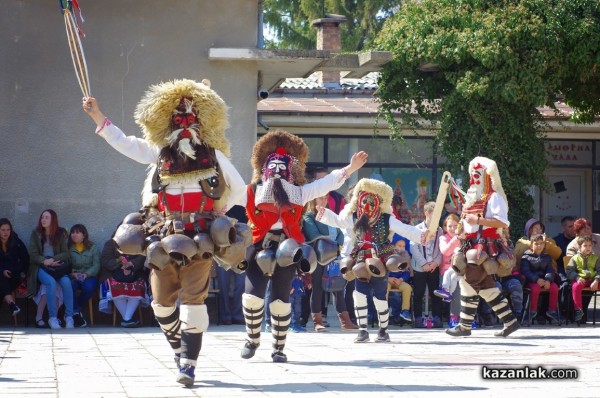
[494,321,519,337]
[241,341,259,359]
[271,350,287,363]
[445,325,472,337]
[354,330,370,343]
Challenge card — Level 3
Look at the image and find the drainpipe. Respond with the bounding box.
[257,0,264,49]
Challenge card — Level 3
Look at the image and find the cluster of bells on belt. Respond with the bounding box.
[252,236,338,277]
[450,242,515,276]
[339,250,411,282]
[112,212,252,272]
[111,211,342,276]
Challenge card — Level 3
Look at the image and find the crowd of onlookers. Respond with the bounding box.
[0,210,150,329]
[1,190,598,331]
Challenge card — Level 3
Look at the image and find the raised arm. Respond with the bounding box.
[82,96,158,164]
[301,151,368,204]
[316,207,354,230]
[389,217,423,244]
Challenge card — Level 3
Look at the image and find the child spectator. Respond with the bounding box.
[434,213,463,327]
[566,236,600,322]
[410,201,443,328]
[521,233,559,322]
[387,236,413,324]
[289,273,307,333]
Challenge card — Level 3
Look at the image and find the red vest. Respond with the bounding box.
[245,184,304,244]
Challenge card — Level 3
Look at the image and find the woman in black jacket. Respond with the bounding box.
[0,218,30,316]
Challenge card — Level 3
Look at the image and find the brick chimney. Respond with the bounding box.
[311,15,346,88]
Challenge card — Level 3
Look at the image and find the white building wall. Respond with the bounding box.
[1,0,258,244]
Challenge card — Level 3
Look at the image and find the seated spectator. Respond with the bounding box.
[0,218,30,316]
[521,234,559,323]
[514,218,561,270]
[100,228,148,327]
[26,209,74,329]
[32,287,63,328]
[566,218,600,257]
[566,236,600,322]
[553,216,576,276]
[387,236,413,324]
[68,224,100,327]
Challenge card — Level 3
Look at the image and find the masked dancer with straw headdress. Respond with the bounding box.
[316,178,427,343]
[82,79,246,386]
[445,157,519,338]
[236,130,367,363]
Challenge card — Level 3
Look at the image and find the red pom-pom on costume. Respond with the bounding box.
[275,147,287,155]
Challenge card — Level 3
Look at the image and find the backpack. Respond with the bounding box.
[322,258,346,292]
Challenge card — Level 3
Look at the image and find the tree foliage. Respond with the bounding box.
[263,0,402,51]
[374,0,600,236]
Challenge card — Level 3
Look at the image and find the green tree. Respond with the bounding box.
[374,0,600,236]
[263,0,402,51]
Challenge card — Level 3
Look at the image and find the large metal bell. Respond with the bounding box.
[313,237,338,265]
[234,223,253,247]
[366,257,386,277]
[297,244,317,274]
[161,234,198,264]
[113,224,146,256]
[386,250,411,272]
[122,212,144,225]
[451,252,467,275]
[465,248,488,266]
[214,238,247,268]
[352,261,369,280]
[145,241,170,271]
[275,238,303,267]
[340,257,356,281]
[210,216,236,248]
[193,232,214,260]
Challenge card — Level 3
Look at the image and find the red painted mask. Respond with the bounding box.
[357,191,381,222]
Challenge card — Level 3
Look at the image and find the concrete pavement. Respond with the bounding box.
[0,318,598,398]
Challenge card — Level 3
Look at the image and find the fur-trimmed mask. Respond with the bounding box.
[262,147,297,183]
[166,97,202,160]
